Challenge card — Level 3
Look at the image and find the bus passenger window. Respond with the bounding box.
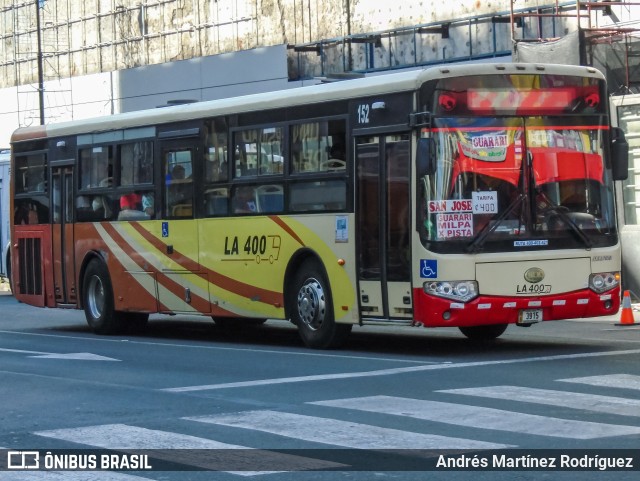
[234,127,283,178]
[289,180,346,212]
[291,120,346,173]
[120,141,153,186]
[204,117,229,183]
[80,146,113,189]
[204,188,229,216]
[163,150,194,218]
[255,184,284,213]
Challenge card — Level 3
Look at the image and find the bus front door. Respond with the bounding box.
[51,165,76,305]
[356,134,412,322]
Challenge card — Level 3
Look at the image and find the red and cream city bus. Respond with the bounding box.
[10,63,628,348]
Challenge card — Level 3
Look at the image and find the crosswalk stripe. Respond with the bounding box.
[311,395,640,439]
[35,423,250,449]
[185,410,511,449]
[558,374,640,391]
[438,386,640,417]
[34,424,344,475]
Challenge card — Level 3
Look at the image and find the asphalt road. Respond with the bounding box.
[1,290,639,481]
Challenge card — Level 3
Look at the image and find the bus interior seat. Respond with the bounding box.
[172,203,193,217]
[205,188,229,215]
[255,185,284,213]
[321,159,346,171]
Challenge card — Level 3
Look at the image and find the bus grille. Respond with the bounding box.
[18,237,43,296]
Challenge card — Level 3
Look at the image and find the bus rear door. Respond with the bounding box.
[356,134,412,322]
[51,164,76,305]
[156,138,208,314]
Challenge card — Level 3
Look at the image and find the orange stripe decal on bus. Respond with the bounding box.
[127,222,283,307]
[127,222,199,272]
[102,223,210,312]
[269,216,305,246]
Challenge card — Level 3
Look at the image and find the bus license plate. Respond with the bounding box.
[518,309,543,325]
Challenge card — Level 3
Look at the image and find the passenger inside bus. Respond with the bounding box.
[142,192,155,217]
[167,164,193,217]
[118,192,150,220]
[92,196,113,220]
[120,192,142,211]
[233,186,257,213]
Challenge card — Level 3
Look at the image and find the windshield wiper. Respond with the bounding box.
[466,193,526,253]
[537,193,593,249]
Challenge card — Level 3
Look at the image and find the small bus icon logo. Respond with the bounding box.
[7,451,39,470]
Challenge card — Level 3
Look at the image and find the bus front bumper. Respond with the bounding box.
[412,286,621,328]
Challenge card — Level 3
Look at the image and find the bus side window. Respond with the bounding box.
[204,188,229,216]
[164,152,194,218]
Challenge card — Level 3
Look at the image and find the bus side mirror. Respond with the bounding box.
[417,138,436,176]
[611,127,629,181]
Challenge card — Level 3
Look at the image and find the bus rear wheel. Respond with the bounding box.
[82,259,123,334]
[459,323,508,341]
[290,259,351,349]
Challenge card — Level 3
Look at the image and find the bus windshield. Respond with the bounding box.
[420,116,617,253]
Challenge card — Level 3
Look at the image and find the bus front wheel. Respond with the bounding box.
[459,323,508,341]
[290,260,351,349]
[82,259,123,334]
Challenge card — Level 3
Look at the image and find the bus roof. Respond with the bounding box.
[11,63,604,143]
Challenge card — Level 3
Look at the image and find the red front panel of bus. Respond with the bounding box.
[412,286,620,328]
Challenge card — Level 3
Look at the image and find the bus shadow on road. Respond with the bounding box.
[49,315,614,360]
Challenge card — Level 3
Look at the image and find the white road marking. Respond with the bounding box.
[35,423,248,449]
[0,347,119,361]
[185,410,510,449]
[162,348,640,392]
[34,424,343,475]
[439,385,640,417]
[30,353,120,361]
[0,330,432,364]
[311,395,640,439]
[558,374,640,391]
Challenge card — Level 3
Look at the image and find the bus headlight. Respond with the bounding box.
[423,280,478,303]
[589,272,620,293]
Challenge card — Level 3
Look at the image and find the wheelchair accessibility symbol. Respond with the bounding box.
[420,259,437,278]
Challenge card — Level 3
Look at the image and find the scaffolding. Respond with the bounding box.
[510,1,640,94]
[287,1,640,93]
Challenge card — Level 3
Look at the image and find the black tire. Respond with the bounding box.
[82,259,123,334]
[289,259,351,349]
[459,323,508,341]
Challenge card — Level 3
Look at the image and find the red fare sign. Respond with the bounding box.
[428,200,473,213]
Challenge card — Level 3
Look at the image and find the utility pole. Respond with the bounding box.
[35,0,45,125]
[346,0,352,72]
